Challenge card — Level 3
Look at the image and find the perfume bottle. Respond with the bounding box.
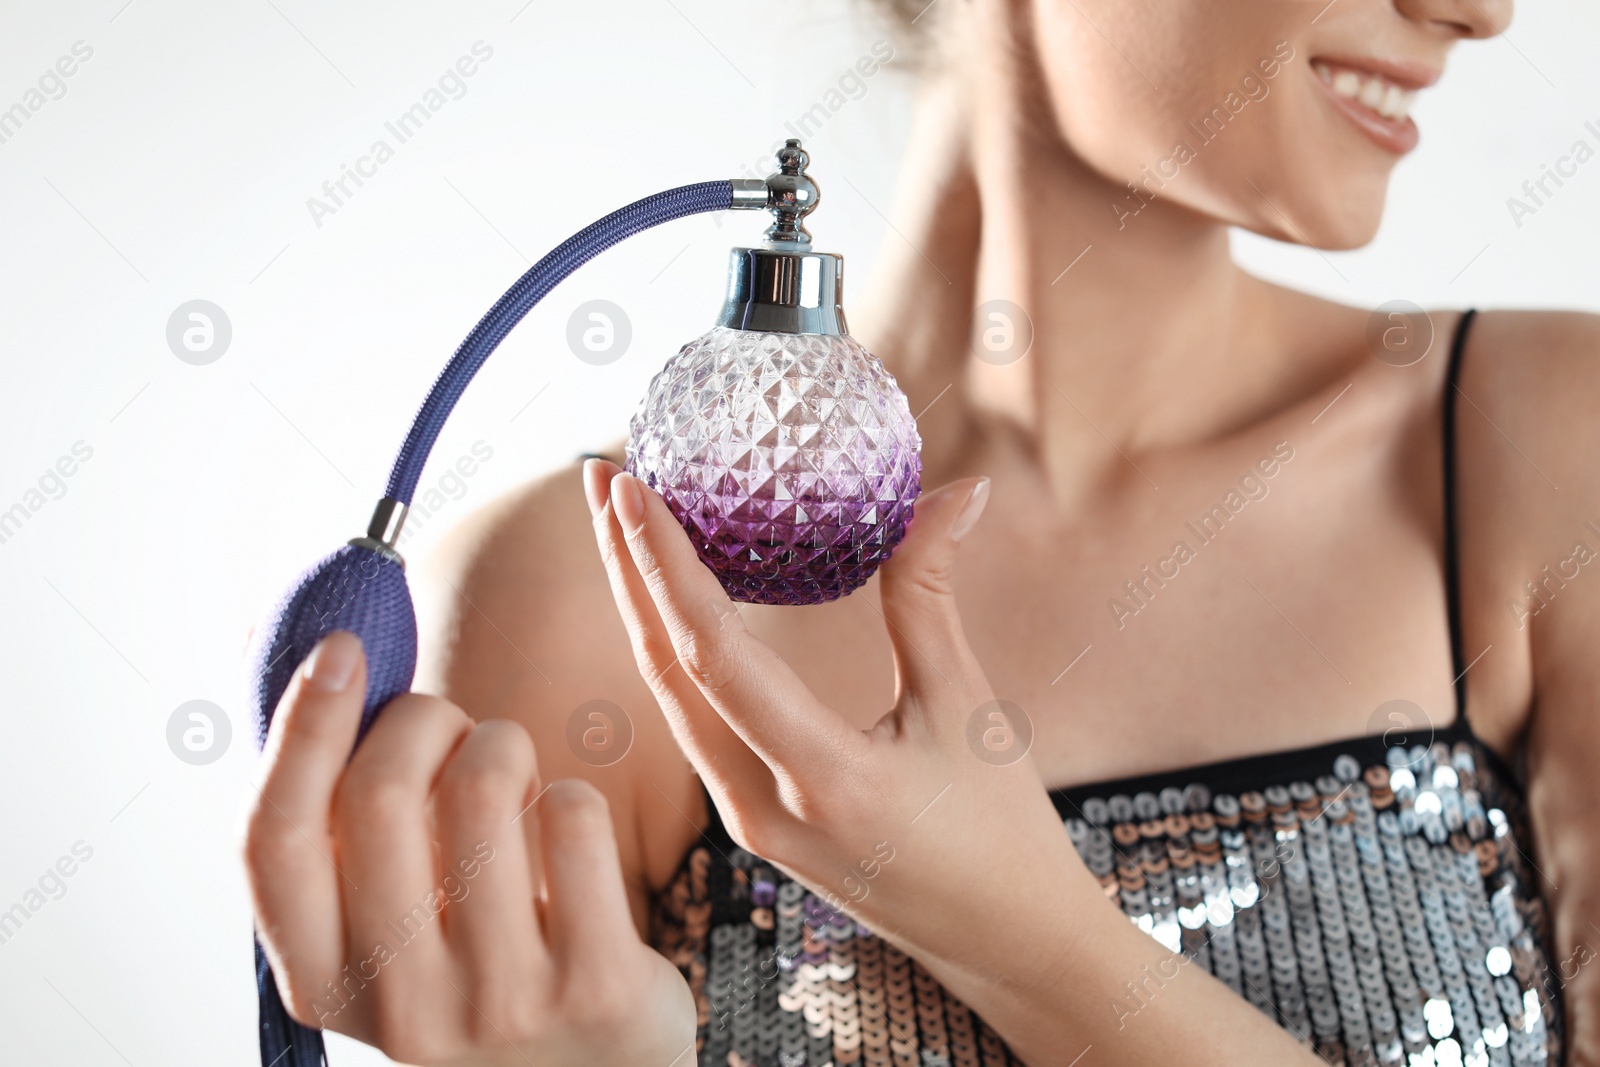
[626,142,922,606]
[250,142,918,1067]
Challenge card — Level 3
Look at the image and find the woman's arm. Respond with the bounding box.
[1527,595,1600,1064]
[585,458,1321,1065]
[1459,310,1600,1064]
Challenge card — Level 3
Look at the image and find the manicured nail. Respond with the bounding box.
[582,458,609,518]
[304,632,360,693]
[949,477,991,543]
[610,472,646,531]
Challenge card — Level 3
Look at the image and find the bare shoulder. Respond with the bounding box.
[1455,309,1600,554]
[409,456,706,918]
[1447,309,1600,751]
[412,458,617,698]
[1463,308,1600,408]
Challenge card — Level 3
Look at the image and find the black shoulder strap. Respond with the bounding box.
[1442,309,1478,723]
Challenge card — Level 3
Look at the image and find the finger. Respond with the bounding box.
[583,459,769,786]
[245,631,367,1023]
[877,477,991,703]
[608,470,863,777]
[537,779,639,967]
[332,693,470,1026]
[434,720,544,986]
[581,455,615,516]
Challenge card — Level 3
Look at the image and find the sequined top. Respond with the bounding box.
[648,311,1566,1067]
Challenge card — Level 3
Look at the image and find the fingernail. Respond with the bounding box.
[610,472,646,531]
[582,458,608,518]
[949,477,991,543]
[304,632,360,693]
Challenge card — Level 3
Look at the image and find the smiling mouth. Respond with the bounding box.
[1310,57,1437,154]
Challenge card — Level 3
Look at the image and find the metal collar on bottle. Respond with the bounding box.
[716,246,847,336]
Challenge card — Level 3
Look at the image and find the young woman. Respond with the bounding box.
[245,0,1600,1063]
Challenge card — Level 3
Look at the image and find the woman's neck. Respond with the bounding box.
[853,64,1323,500]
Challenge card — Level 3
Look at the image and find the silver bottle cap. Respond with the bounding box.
[719,139,844,335]
[716,247,846,336]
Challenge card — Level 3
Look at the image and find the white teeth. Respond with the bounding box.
[1379,84,1405,119]
[1316,61,1416,121]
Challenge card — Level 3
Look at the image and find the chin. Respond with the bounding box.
[1293,206,1385,251]
[1250,168,1390,251]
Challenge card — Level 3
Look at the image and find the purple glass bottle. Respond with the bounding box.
[626,326,920,606]
[624,141,922,606]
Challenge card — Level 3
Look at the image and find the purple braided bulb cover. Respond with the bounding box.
[244,543,418,1063]
[626,326,922,606]
[245,543,418,749]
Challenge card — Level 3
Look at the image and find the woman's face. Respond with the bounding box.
[1025,0,1512,248]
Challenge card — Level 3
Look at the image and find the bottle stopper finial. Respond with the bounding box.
[764,139,819,246]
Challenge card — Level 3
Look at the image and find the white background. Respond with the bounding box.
[0,1,1595,1063]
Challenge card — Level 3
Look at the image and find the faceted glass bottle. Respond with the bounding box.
[626,325,922,606]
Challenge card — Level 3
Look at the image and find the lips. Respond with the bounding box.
[1310,56,1440,154]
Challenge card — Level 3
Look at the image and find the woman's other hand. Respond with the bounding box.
[242,631,696,1067]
